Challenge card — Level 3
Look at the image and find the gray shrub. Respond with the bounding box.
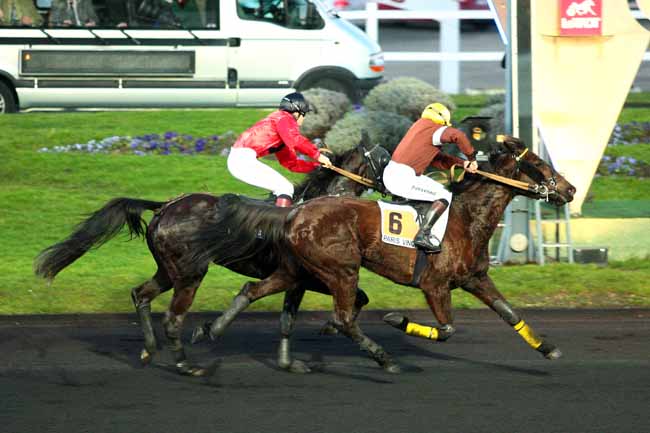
[324,110,412,154]
[363,77,456,122]
[301,88,352,140]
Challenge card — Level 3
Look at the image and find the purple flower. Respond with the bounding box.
[164,131,178,139]
[210,135,220,141]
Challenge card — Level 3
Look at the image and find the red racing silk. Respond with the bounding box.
[233,110,321,173]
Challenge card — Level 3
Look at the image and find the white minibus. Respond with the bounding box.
[0,0,384,113]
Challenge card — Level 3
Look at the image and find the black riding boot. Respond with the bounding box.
[275,194,293,207]
[413,199,449,253]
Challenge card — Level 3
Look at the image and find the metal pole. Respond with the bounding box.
[366,1,379,42]
[498,0,532,264]
[439,11,460,94]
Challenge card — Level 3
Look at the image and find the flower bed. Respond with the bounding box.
[38,131,239,156]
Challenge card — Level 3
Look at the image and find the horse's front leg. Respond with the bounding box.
[383,284,456,342]
[192,271,297,345]
[323,274,400,374]
[320,287,370,335]
[462,273,562,360]
[277,287,311,373]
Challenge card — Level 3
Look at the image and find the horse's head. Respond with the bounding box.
[488,136,576,206]
[322,131,391,197]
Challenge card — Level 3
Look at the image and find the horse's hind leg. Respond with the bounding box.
[131,268,173,365]
[277,287,311,373]
[462,273,562,360]
[163,270,207,376]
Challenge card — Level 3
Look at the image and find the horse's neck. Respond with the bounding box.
[297,172,361,200]
[456,181,514,246]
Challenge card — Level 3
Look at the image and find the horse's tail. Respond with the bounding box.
[188,194,288,270]
[34,197,166,280]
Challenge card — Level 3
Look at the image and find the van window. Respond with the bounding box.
[237,0,324,30]
[0,0,219,29]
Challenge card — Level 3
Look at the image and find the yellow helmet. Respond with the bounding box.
[422,103,451,126]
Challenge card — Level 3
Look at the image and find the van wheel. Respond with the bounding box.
[300,77,358,103]
[0,82,18,114]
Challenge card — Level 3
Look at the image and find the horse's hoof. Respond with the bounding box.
[191,326,207,344]
[383,312,408,330]
[289,360,311,374]
[140,348,154,365]
[319,322,339,336]
[176,361,207,377]
[544,347,563,360]
[383,361,402,374]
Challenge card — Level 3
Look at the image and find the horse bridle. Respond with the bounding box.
[511,148,558,201]
[361,143,390,192]
[452,148,558,201]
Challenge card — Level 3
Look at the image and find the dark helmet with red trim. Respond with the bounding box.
[279,92,311,117]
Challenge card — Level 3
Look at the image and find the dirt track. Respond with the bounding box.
[1,309,649,433]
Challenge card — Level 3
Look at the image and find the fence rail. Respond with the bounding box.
[339,3,650,94]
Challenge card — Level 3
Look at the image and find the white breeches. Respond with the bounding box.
[383,161,453,243]
[227,147,294,197]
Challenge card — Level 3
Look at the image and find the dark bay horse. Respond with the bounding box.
[190,137,576,373]
[34,145,376,375]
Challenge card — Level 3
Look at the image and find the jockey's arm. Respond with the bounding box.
[274,146,320,173]
[440,127,478,173]
[441,127,477,162]
[430,153,466,171]
[276,116,321,161]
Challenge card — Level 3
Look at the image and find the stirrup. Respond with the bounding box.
[414,235,441,254]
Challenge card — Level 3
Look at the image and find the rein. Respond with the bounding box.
[327,165,376,188]
[449,148,553,199]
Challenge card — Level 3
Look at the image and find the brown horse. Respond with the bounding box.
[190,136,576,373]
[33,143,381,375]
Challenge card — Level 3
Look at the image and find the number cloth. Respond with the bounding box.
[383,161,452,245]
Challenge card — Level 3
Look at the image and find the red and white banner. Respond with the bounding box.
[559,0,603,36]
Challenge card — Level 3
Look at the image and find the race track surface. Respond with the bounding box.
[1,309,649,433]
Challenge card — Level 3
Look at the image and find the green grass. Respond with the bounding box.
[1,98,649,314]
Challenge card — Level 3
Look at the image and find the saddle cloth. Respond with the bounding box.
[377,201,422,248]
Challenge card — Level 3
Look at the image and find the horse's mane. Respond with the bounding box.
[293,146,360,199]
[189,194,289,269]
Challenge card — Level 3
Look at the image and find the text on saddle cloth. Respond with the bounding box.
[377,201,431,249]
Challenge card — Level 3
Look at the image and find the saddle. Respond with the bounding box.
[376,198,433,287]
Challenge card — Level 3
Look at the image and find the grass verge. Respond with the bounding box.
[1,101,649,314]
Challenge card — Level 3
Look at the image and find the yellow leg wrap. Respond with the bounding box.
[405,322,439,340]
[513,320,543,349]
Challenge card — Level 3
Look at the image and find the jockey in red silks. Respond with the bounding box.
[383,103,479,253]
[227,92,332,207]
